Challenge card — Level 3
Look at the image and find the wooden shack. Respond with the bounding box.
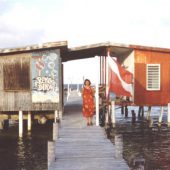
[65,42,170,106]
[0,41,67,131]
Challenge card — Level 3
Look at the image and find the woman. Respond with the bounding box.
[82,79,95,126]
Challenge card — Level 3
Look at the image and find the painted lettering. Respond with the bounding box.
[33,76,56,92]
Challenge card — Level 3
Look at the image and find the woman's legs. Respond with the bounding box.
[86,116,93,126]
[86,117,90,126]
[90,116,93,125]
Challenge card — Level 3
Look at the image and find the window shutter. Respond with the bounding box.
[3,58,30,91]
[147,64,160,90]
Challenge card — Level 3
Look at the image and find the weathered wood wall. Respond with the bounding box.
[0,52,59,111]
[134,50,170,106]
[3,56,30,90]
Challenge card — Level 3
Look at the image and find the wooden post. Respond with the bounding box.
[111,101,116,127]
[58,57,63,120]
[149,117,153,128]
[19,110,23,138]
[115,134,123,159]
[105,103,111,126]
[158,106,163,126]
[141,106,144,117]
[121,106,124,115]
[105,55,110,125]
[95,56,99,126]
[53,123,59,141]
[138,106,144,117]
[125,106,128,118]
[59,110,62,119]
[146,106,151,120]
[105,54,109,98]
[48,141,56,168]
[105,108,109,125]
[27,111,31,131]
[0,120,4,130]
[54,110,59,123]
[67,83,70,101]
[100,56,102,84]
[168,103,170,127]
[131,110,136,124]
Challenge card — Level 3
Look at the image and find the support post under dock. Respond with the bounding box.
[0,120,4,130]
[19,110,23,137]
[158,106,163,126]
[48,141,56,169]
[111,101,116,127]
[53,122,59,141]
[115,134,123,159]
[54,110,59,123]
[146,106,151,120]
[27,111,31,131]
[168,103,170,127]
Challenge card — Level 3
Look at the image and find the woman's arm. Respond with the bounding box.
[91,87,95,96]
[81,87,84,95]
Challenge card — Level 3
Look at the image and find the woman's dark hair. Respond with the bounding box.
[84,79,91,85]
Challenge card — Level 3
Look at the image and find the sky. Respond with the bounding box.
[1,0,170,83]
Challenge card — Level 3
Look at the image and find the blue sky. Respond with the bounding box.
[1,0,170,83]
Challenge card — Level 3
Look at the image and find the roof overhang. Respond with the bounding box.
[62,41,170,62]
[62,42,133,62]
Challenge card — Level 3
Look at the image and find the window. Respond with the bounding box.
[147,64,160,90]
[3,58,30,90]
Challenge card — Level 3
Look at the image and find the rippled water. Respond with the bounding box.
[0,120,52,170]
[109,106,170,170]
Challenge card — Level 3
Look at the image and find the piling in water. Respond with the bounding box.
[48,141,56,169]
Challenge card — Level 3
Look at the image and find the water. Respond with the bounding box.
[64,84,83,90]
[1,105,170,170]
[0,120,52,170]
[109,106,170,170]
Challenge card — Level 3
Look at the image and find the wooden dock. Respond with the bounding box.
[48,91,130,170]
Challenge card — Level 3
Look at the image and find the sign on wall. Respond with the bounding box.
[32,50,60,103]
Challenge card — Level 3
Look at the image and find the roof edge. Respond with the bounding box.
[69,41,170,53]
[1,40,170,55]
[0,41,68,54]
[69,41,130,51]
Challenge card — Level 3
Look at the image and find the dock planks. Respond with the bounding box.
[49,91,130,170]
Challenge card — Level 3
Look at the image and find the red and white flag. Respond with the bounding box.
[107,56,133,97]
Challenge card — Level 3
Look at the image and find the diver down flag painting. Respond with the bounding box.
[107,56,133,97]
[32,50,60,103]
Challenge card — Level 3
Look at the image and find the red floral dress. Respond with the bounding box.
[82,87,95,117]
